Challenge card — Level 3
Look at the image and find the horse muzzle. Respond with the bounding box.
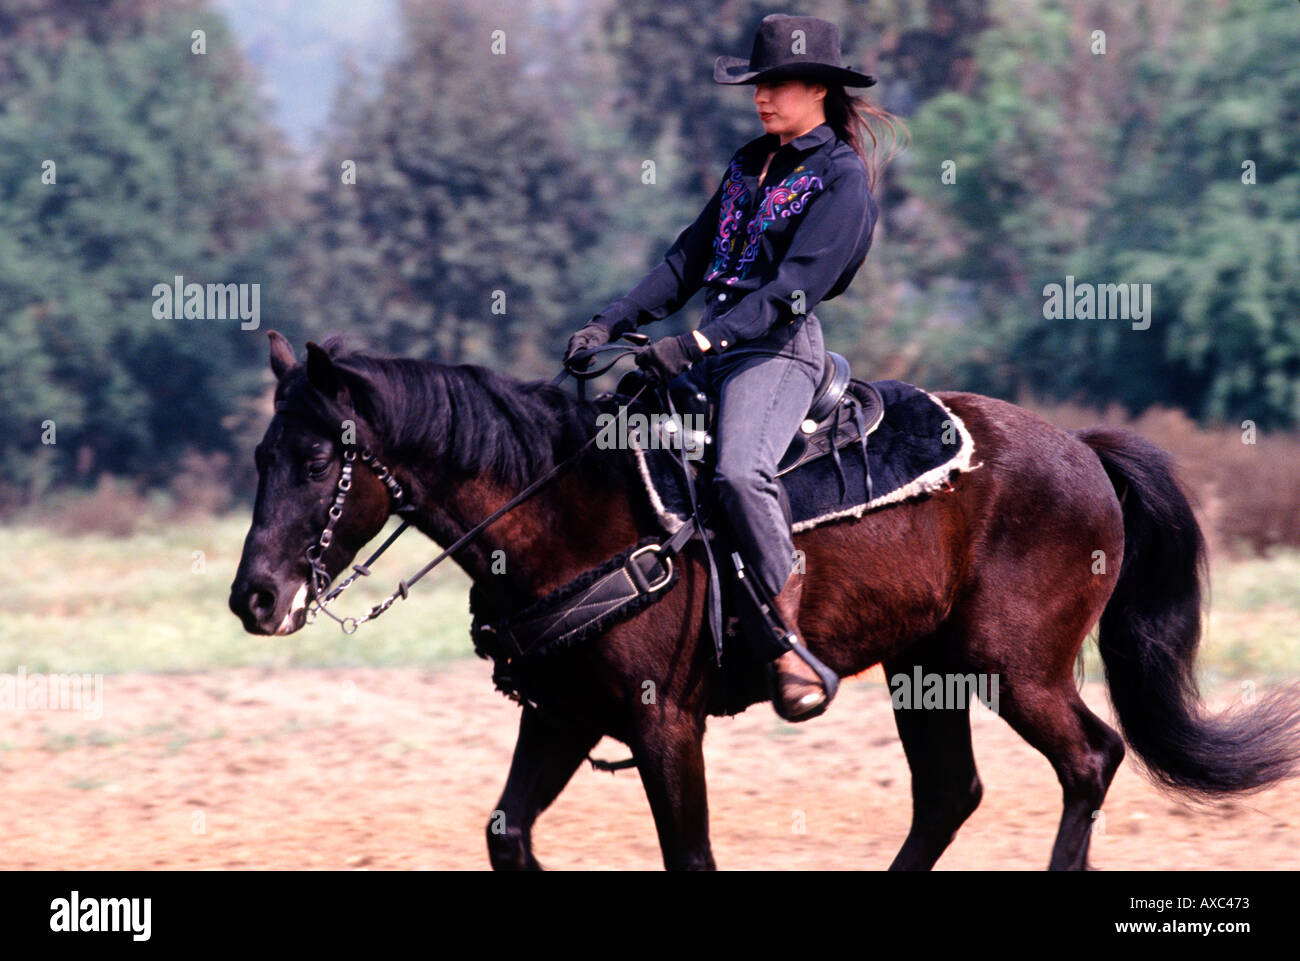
[229,575,311,636]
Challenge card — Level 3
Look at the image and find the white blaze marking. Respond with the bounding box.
[275,583,309,635]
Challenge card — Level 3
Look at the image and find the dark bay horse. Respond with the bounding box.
[229,331,1300,870]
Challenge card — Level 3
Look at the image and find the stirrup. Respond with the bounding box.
[731,552,840,711]
[769,636,838,722]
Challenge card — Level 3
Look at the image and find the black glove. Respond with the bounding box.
[564,323,611,372]
[635,332,705,382]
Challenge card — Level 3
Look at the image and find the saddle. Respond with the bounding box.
[615,350,884,476]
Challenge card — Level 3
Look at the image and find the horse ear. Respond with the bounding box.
[268,330,296,380]
[304,341,349,403]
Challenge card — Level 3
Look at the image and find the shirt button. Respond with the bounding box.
[717,293,727,302]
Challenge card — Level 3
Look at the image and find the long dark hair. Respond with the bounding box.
[823,83,908,193]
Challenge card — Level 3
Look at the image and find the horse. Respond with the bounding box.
[229,330,1300,870]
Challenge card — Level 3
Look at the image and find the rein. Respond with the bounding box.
[305,343,646,633]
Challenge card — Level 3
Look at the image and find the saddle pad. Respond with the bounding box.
[632,379,979,535]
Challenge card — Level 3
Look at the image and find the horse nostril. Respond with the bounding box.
[248,587,276,621]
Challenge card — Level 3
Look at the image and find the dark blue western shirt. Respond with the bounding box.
[592,122,877,352]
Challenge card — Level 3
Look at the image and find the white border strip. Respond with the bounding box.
[792,390,982,532]
[632,441,685,534]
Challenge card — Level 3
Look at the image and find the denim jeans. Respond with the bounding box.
[674,311,825,601]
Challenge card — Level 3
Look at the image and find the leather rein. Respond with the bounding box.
[304,343,647,634]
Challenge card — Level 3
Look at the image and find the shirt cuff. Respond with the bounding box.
[696,309,751,353]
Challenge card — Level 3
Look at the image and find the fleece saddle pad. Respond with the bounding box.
[633,379,979,535]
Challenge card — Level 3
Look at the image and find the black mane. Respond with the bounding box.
[275,335,610,486]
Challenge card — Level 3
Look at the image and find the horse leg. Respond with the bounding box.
[631,707,715,870]
[959,590,1126,869]
[884,652,984,870]
[993,675,1126,870]
[486,705,601,870]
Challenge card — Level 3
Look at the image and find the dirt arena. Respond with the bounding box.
[2,660,1295,870]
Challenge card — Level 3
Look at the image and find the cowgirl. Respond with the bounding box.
[567,14,897,721]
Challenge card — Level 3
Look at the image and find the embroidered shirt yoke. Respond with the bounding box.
[593,122,878,351]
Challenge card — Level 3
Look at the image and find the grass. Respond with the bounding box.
[2,514,1298,682]
[1201,552,1300,682]
[0,512,474,674]
[1074,551,1300,686]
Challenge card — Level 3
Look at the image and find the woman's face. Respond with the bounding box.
[754,79,828,140]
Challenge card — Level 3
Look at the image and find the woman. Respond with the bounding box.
[565,14,900,722]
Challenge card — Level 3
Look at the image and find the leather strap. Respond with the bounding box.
[663,385,726,665]
[472,521,697,664]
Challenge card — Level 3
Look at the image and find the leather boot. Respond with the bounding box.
[768,569,833,722]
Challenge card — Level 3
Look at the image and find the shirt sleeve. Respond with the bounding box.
[589,175,725,337]
[697,163,874,350]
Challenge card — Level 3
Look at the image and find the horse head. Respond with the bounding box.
[228,331,396,635]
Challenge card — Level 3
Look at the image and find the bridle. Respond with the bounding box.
[302,344,648,634]
[303,444,415,633]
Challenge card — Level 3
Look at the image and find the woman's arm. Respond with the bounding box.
[588,176,726,337]
[696,163,875,352]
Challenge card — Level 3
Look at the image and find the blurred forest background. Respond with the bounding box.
[1,0,1298,561]
[2,3,1298,878]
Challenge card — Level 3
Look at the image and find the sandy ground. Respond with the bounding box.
[0,661,1295,870]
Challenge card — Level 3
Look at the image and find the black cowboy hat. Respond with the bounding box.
[714,14,877,88]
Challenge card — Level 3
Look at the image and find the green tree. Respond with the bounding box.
[899,0,1300,425]
[294,0,602,374]
[0,5,293,502]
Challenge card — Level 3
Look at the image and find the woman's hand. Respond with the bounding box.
[564,323,611,372]
[635,332,706,382]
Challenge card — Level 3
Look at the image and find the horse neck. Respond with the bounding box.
[374,367,641,597]
[407,457,640,597]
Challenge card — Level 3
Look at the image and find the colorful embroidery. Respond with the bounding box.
[705,160,825,283]
[706,156,748,281]
[734,170,823,277]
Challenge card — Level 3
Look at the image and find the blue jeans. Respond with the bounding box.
[674,312,825,599]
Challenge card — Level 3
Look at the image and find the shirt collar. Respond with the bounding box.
[788,122,835,151]
[753,122,835,155]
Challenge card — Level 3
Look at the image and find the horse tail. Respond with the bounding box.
[1077,427,1300,797]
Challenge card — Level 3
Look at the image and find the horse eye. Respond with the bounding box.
[307,459,331,479]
